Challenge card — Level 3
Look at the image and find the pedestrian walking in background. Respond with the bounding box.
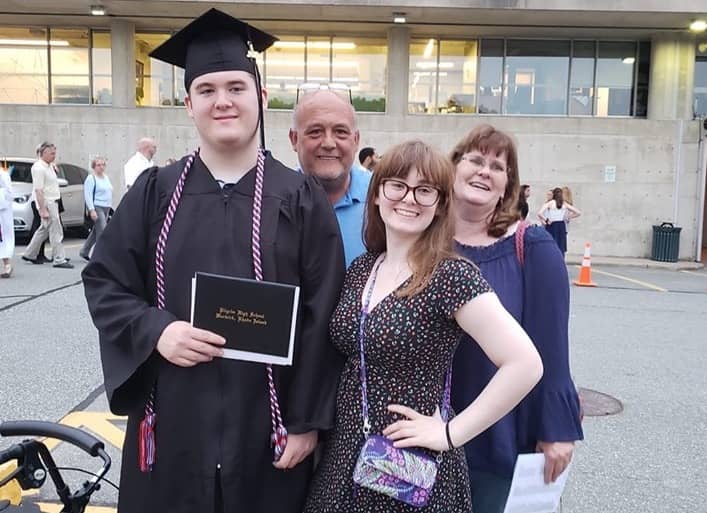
[450,124,583,513]
[123,137,156,189]
[517,184,530,219]
[305,140,542,513]
[79,156,113,261]
[21,142,73,269]
[537,187,581,255]
[0,163,14,277]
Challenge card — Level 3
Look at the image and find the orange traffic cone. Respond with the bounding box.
[574,242,597,287]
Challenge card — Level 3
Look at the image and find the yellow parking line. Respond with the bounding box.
[56,411,126,450]
[580,266,668,292]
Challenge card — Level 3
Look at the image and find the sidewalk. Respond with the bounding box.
[565,254,704,270]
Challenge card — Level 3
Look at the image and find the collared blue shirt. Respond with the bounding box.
[333,166,371,267]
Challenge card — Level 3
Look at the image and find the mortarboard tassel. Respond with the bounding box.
[138,409,156,473]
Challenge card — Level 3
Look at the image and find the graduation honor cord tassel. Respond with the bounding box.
[247,33,288,461]
[138,150,196,473]
[251,149,288,461]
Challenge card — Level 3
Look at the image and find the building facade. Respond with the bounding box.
[2,0,707,260]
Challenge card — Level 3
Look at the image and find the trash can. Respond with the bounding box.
[651,222,681,262]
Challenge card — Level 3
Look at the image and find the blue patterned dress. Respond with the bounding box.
[305,252,492,513]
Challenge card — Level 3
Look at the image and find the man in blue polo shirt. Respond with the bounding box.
[290,90,371,266]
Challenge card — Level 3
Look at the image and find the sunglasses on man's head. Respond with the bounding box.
[295,82,353,104]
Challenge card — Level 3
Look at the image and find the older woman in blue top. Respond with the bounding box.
[80,156,113,261]
[450,124,583,513]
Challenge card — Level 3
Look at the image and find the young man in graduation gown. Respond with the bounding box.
[81,9,345,513]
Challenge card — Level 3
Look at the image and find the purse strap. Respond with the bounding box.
[514,221,528,268]
[139,149,287,473]
[358,255,451,437]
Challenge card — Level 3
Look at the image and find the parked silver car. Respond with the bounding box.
[4,157,90,241]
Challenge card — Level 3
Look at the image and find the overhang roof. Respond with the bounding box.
[1,0,706,38]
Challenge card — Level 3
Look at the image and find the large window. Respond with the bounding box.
[478,39,503,114]
[264,37,305,110]
[694,42,707,117]
[410,39,478,114]
[264,36,386,112]
[92,31,111,104]
[409,39,438,114]
[596,41,636,117]
[333,37,386,112]
[134,32,174,106]
[504,40,569,115]
[50,29,90,104]
[409,37,647,117]
[0,27,49,104]
[569,41,595,115]
[635,41,651,118]
[0,27,111,105]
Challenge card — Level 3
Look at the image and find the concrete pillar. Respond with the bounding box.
[386,26,410,117]
[648,34,696,120]
[110,19,136,108]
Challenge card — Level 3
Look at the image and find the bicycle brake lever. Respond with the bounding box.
[8,441,47,491]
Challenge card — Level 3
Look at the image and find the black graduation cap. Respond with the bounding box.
[149,8,277,92]
[149,8,278,148]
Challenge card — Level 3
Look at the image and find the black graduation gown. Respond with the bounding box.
[82,153,346,513]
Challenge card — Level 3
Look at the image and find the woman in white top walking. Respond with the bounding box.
[537,187,580,255]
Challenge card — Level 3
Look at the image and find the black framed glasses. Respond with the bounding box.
[381,179,440,207]
[295,82,353,104]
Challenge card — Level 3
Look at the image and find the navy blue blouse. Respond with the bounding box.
[452,225,584,478]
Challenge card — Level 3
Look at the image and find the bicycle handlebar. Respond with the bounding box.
[0,421,104,457]
[0,445,23,466]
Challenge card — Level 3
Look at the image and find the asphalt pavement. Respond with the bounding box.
[1,237,706,512]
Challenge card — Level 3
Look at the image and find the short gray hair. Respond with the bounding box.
[36,141,55,156]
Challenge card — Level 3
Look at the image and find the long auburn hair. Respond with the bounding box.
[552,187,564,208]
[450,124,521,237]
[363,140,458,297]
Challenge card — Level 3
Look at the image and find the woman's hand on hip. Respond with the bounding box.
[383,404,447,452]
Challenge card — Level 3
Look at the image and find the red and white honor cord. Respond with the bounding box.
[250,149,287,461]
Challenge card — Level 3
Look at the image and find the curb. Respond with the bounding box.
[565,256,704,271]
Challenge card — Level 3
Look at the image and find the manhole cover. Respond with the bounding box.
[578,387,623,416]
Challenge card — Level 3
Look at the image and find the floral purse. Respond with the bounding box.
[352,257,451,508]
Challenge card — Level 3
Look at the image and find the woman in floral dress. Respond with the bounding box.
[305,140,544,513]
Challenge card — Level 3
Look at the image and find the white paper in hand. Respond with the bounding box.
[501,453,573,513]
